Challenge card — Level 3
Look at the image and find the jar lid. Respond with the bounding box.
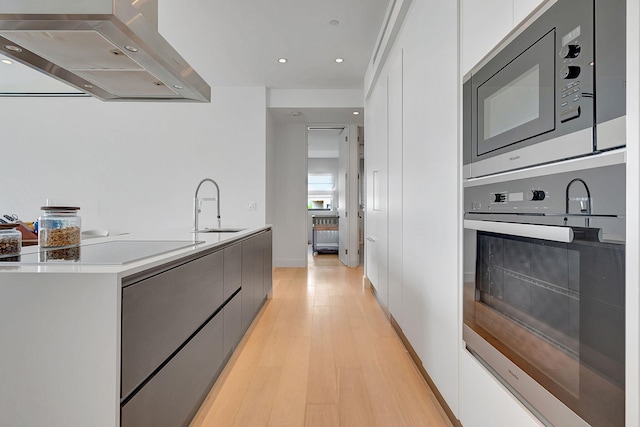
[40,206,80,211]
[0,223,19,230]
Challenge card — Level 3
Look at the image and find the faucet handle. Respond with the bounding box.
[569,196,591,214]
[580,200,587,213]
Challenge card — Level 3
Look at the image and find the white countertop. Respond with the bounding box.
[0,225,270,277]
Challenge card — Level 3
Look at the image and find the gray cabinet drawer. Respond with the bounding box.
[223,292,242,359]
[121,313,224,427]
[263,230,273,297]
[223,243,242,300]
[121,251,223,398]
[241,238,257,332]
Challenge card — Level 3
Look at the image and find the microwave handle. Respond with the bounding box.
[463,219,574,243]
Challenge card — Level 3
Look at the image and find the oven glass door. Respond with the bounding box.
[476,30,556,156]
[464,228,625,427]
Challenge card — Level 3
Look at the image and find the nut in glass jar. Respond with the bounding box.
[0,223,21,256]
[38,206,81,248]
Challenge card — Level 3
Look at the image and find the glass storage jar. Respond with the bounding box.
[0,224,21,256]
[38,206,81,248]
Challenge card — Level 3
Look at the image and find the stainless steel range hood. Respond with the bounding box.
[0,0,211,102]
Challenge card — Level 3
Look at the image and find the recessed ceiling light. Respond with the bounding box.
[335,58,344,63]
[4,45,22,53]
[173,84,184,90]
[329,20,340,26]
[353,111,360,115]
[278,58,288,64]
[124,45,138,53]
[83,84,94,89]
[1,59,13,65]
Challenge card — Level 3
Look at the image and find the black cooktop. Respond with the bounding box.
[0,240,202,265]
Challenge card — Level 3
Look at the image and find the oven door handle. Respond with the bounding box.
[463,219,574,243]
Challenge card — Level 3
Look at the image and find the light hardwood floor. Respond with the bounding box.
[191,250,453,427]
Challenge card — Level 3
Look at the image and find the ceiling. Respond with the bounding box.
[160,0,391,89]
[0,0,390,104]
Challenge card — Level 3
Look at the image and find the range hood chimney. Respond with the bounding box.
[0,0,211,102]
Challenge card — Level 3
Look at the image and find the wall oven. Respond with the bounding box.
[463,156,625,426]
[463,0,625,178]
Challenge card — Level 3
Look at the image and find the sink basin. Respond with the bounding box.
[194,228,246,233]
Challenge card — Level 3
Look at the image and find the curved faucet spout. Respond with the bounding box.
[194,178,221,231]
[565,178,591,215]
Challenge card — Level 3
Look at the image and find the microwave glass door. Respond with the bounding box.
[465,230,625,426]
[477,30,556,156]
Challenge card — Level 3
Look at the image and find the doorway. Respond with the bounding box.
[307,124,363,267]
[266,108,364,269]
[307,127,341,262]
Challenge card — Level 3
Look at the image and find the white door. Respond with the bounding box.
[337,126,349,266]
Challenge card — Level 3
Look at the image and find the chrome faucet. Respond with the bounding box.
[565,178,592,215]
[194,178,221,231]
[565,178,592,227]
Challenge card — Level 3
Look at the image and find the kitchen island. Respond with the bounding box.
[0,226,272,427]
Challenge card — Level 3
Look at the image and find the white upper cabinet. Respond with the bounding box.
[513,0,544,26]
[461,0,545,76]
[461,0,513,75]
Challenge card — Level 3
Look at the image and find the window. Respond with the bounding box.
[308,174,335,210]
[308,174,335,192]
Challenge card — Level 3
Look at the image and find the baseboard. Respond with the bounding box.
[390,315,463,427]
[362,275,374,292]
[273,259,306,268]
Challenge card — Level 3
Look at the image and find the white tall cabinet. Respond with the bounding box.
[365,74,389,310]
[364,0,546,426]
[461,0,544,75]
[364,0,461,419]
[366,0,639,426]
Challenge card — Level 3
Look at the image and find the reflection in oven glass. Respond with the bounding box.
[468,231,624,427]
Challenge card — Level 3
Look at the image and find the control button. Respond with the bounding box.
[561,65,581,79]
[573,94,581,102]
[492,193,506,203]
[526,190,546,201]
[561,101,569,107]
[561,105,581,123]
[560,44,581,59]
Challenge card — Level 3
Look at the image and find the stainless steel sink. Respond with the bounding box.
[194,228,246,233]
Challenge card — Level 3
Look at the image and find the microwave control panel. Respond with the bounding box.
[559,25,584,123]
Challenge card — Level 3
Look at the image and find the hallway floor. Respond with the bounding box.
[191,250,453,426]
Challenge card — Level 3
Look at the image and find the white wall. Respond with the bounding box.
[0,88,267,234]
[266,110,277,229]
[1,1,270,234]
[271,123,308,267]
[268,89,364,109]
[626,1,640,425]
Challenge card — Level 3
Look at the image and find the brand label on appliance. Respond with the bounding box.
[562,26,581,46]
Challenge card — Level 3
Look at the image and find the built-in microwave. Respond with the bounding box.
[463,0,626,178]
